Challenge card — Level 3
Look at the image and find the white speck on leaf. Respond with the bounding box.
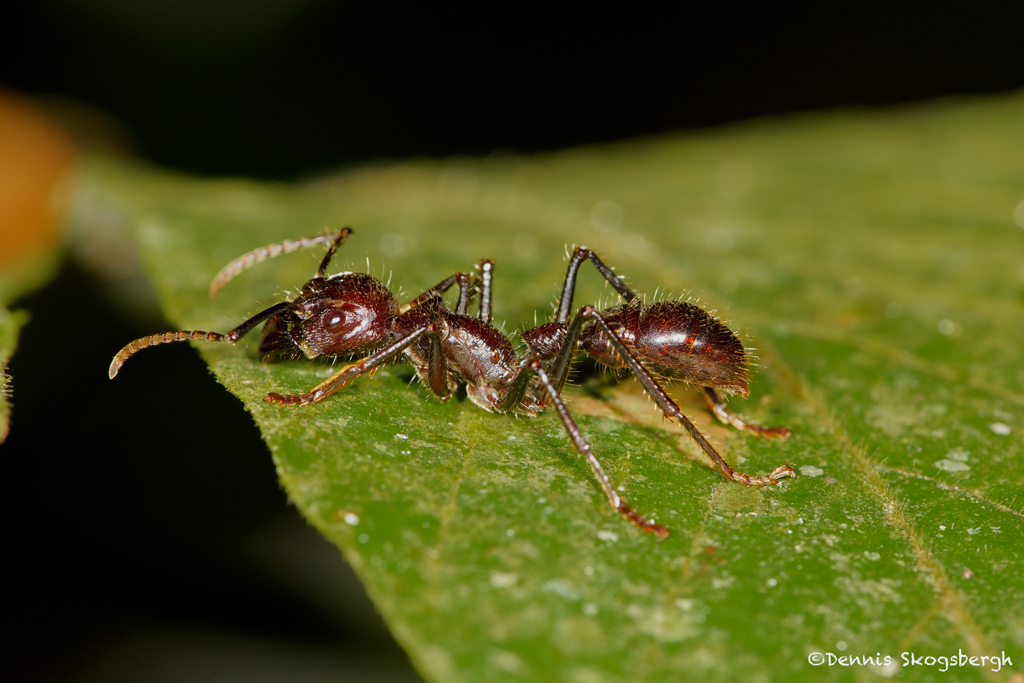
[491,571,518,588]
[935,459,971,472]
[947,447,970,461]
[990,422,1011,435]
[543,579,580,600]
[799,465,824,477]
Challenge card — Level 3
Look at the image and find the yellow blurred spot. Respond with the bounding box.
[0,90,75,266]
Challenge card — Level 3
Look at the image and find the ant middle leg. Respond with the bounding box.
[561,306,794,487]
[517,246,641,397]
[556,246,639,324]
[524,358,669,539]
[703,387,790,439]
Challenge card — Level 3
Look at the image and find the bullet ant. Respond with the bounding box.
[110,228,794,539]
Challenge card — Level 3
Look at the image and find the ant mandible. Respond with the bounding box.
[110,228,794,539]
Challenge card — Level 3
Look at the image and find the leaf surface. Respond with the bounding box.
[81,94,1024,682]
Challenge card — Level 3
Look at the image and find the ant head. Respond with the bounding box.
[259,273,400,360]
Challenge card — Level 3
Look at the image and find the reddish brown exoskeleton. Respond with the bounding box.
[110,228,793,539]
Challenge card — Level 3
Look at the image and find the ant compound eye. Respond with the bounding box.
[312,301,379,354]
[323,310,347,333]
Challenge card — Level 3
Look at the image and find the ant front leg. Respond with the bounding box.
[473,259,495,323]
[522,358,668,539]
[703,387,790,439]
[400,273,470,314]
[564,306,794,487]
[265,323,448,406]
[400,259,495,321]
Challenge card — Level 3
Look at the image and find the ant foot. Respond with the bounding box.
[616,502,670,540]
[755,426,791,440]
[729,463,796,487]
[265,391,317,406]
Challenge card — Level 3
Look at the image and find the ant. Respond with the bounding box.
[110,228,794,539]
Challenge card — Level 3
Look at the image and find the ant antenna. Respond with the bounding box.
[209,228,352,298]
[109,301,298,378]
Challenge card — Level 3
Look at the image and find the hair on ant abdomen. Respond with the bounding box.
[110,228,794,539]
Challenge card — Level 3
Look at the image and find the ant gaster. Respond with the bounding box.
[110,228,794,539]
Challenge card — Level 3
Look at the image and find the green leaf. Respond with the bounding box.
[80,93,1024,683]
[0,245,61,444]
[0,307,28,443]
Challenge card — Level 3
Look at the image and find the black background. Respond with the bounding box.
[5,3,1024,178]
[3,2,1024,682]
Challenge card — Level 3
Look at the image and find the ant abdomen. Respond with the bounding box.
[580,300,749,396]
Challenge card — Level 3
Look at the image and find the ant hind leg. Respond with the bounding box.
[568,306,794,487]
[703,387,790,439]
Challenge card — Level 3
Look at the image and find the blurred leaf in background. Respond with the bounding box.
[0,90,75,441]
[72,92,1024,682]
